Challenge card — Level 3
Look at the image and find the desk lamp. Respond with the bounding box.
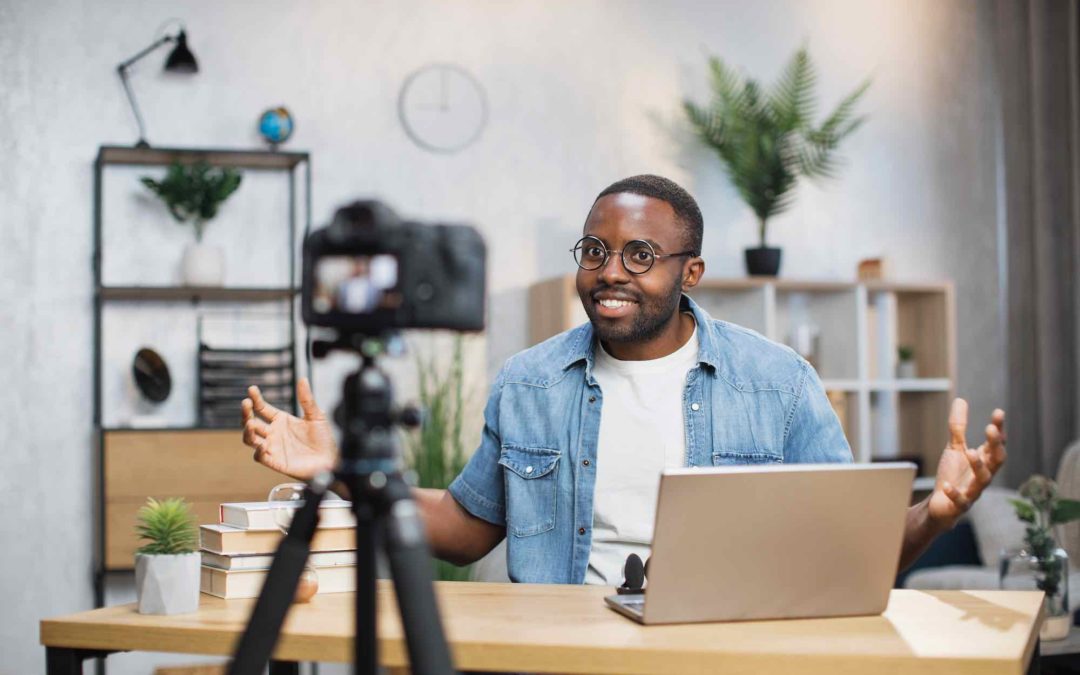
[116,25,199,148]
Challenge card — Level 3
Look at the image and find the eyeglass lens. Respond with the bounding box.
[573,237,656,274]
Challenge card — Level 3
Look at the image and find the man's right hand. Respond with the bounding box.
[241,377,338,481]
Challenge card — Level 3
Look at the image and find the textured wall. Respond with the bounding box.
[1,1,1001,672]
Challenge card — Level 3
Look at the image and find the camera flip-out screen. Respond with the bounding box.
[312,254,401,315]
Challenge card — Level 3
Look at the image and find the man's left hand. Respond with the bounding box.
[928,398,1007,529]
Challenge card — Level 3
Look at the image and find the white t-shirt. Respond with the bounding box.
[584,321,699,585]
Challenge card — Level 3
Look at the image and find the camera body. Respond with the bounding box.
[302,200,486,333]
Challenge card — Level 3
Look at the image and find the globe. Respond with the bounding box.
[259,107,294,146]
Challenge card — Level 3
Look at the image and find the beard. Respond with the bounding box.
[582,277,684,346]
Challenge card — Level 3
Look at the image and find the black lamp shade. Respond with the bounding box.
[164,30,198,73]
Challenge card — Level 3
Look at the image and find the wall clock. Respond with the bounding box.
[398,63,488,154]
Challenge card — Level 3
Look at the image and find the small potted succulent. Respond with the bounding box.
[141,161,243,286]
[896,345,917,379]
[134,497,200,615]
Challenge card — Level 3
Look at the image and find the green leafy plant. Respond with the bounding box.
[406,336,472,581]
[135,497,198,555]
[897,345,915,362]
[1009,476,1080,599]
[683,47,869,248]
[141,162,243,242]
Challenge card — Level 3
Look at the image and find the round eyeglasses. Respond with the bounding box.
[571,236,696,275]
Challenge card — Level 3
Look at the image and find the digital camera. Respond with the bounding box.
[302,200,486,333]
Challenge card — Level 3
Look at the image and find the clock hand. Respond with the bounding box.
[440,68,447,111]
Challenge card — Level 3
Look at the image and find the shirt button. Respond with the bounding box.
[588,396,596,403]
[691,403,701,411]
[525,466,534,474]
[583,459,590,467]
[578,527,586,535]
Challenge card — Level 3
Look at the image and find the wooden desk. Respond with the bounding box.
[40,581,1044,674]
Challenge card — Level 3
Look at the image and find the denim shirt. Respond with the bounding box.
[448,295,853,584]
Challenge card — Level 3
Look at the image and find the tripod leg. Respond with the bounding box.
[383,498,456,675]
[228,483,328,675]
[354,503,378,675]
[268,662,300,675]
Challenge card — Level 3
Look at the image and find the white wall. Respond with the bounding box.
[0,1,1002,672]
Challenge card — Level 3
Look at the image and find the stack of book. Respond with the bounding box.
[199,499,358,599]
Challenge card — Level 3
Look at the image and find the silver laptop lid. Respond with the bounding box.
[642,462,916,624]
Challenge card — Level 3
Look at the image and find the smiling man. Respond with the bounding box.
[242,174,1006,584]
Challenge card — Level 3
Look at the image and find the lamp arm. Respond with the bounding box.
[118,67,149,148]
[116,35,175,148]
[117,35,174,71]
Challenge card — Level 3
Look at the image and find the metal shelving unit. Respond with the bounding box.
[90,145,312,616]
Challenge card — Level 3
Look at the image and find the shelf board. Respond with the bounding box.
[820,379,862,391]
[100,286,297,302]
[696,278,856,292]
[691,278,952,294]
[97,145,308,170]
[869,378,951,392]
[911,476,937,491]
[101,426,238,433]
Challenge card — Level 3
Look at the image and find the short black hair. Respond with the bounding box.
[593,174,703,255]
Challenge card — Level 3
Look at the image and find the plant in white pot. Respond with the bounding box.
[141,161,243,286]
[134,497,200,615]
[896,345,917,379]
[683,47,869,276]
[1005,476,1080,640]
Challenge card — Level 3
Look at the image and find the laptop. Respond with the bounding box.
[604,462,916,624]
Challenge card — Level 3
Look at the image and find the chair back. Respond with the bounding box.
[1055,439,1080,566]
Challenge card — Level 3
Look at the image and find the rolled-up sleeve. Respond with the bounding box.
[782,360,854,464]
[448,365,508,526]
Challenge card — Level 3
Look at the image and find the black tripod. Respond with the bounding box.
[227,335,456,675]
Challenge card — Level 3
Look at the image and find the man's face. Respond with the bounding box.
[575,193,690,345]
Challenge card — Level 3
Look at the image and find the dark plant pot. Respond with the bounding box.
[745,247,782,276]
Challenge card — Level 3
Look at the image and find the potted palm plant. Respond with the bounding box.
[134,497,200,615]
[684,47,869,276]
[141,161,243,286]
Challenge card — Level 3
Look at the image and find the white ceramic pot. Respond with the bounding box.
[181,242,225,286]
[896,360,918,379]
[135,552,201,615]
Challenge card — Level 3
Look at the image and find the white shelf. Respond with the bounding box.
[912,476,937,491]
[869,378,951,392]
[821,379,862,391]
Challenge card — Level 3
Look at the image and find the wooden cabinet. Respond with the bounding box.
[529,275,956,477]
[101,429,286,570]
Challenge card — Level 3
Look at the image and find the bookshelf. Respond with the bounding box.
[91,146,311,608]
[528,274,956,474]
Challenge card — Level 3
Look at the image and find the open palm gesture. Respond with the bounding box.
[241,377,338,481]
[928,398,1007,525]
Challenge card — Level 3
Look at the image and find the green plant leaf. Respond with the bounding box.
[1051,499,1080,525]
[1009,498,1036,523]
[683,47,869,243]
[135,497,198,555]
[140,162,243,240]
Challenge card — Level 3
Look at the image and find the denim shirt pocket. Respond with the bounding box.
[712,450,784,466]
[498,445,561,537]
